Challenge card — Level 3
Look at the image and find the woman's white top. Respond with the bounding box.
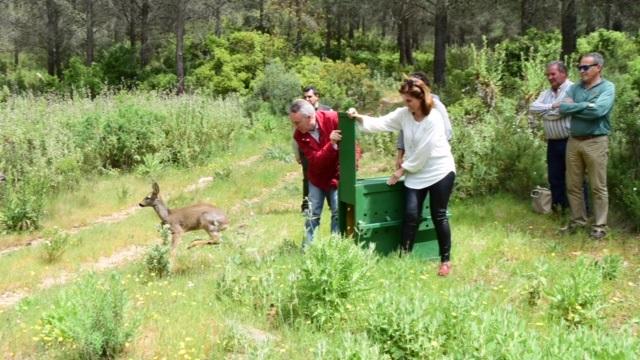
[359,107,456,189]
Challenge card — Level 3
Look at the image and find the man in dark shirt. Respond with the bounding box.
[554,52,615,239]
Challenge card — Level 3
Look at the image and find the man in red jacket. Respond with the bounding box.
[289,99,342,250]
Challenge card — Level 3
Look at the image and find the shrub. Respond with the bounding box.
[145,244,170,278]
[521,262,548,307]
[313,332,390,360]
[2,68,60,94]
[37,273,138,359]
[0,175,47,232]
[263,146,294,163]
[608,71,640,229]
[294,56,382,110]
[41,228,72,263]
[247,60,301,115]
[99,43,140,88]
[187,32,290,96]
[144,225,171,278]
[577,29,639,74]
[288,236,376,329]
[542,325,640,358]
[139,73,177,92]
[75,104,166,170]
[135,152,167,178]
[216,321,258,355]
[593,254,623,281]
[366,292,442,359]
[63,57,104,98]
[499,29,561,82]
[547,258,604,326]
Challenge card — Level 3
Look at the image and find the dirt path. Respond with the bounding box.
[0,159,298,309]
[0,245,146,308]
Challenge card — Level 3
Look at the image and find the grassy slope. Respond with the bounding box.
[0,130,639,359]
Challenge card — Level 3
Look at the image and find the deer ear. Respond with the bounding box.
[152,182,160,194]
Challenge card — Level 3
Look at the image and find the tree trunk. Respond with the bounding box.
[584,5,595,34]
[128,17,136,47]
[403,19,413,65]
[46,0,58,76]
[603,2,611,29]
[520,0,534,34]
[140,0,151,66]
[175,0,186,95]
[612,16,623,31]
[13,41,20,67]
[126,0,136,47]
[395,1,413,66]
[561,0,577,59]
[258,0,265,32]
[214,6,222,36]
[85,0,95,65]
[434,0,447,86]
[294,0,302,54]
[397,19,406,65]
[324,1,332,58]
[336,9,343,58]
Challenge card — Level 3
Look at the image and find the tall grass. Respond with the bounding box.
[0,92,248,232]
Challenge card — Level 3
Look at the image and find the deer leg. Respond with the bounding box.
[169,228,184,265]
[187,231,220,249]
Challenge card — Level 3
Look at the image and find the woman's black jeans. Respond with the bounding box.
[401,171,455,262]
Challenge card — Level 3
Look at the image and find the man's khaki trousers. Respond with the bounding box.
[566,136,608,228]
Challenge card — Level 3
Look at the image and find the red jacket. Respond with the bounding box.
[294,111,340,191]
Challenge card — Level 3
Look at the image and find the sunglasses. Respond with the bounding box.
[577,64,598,72]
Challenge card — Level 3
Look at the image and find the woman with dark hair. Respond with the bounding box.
[347,78,456,276]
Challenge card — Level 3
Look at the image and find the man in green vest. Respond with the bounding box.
[553,52,615,239]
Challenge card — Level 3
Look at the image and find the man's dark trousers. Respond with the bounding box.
[547,138,570,210]
[548,138,589,212]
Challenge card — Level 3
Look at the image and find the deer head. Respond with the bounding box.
[139,182,160,207]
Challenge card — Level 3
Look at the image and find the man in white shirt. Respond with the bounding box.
[529,61,573,212]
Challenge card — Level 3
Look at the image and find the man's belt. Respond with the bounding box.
[571,135,606,141]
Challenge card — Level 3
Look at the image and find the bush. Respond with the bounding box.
[577,30,639,74]
[144,225,171,277]
[41,228,72,263]
[0,175,47,232]
[99,43,140,88]
[63,57,104,97]
[447,42,545,198]
[366,292,442,359]
[187,32,290,96]
[1,68,60,94]
[37,273,138,359]
[288,236,376,329]
[593,254,624,281]
[139,73,177,92]
[294,56,382,110]
[76,104,166,170]
[247,60,301,115]
[547,258,604,326]
[263,146,294,163]
[314,332,390,360]
[608,71,640,229]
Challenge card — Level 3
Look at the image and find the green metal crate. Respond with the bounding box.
[338,112,440,260]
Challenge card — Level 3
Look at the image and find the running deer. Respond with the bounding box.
[139,182,229,263]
